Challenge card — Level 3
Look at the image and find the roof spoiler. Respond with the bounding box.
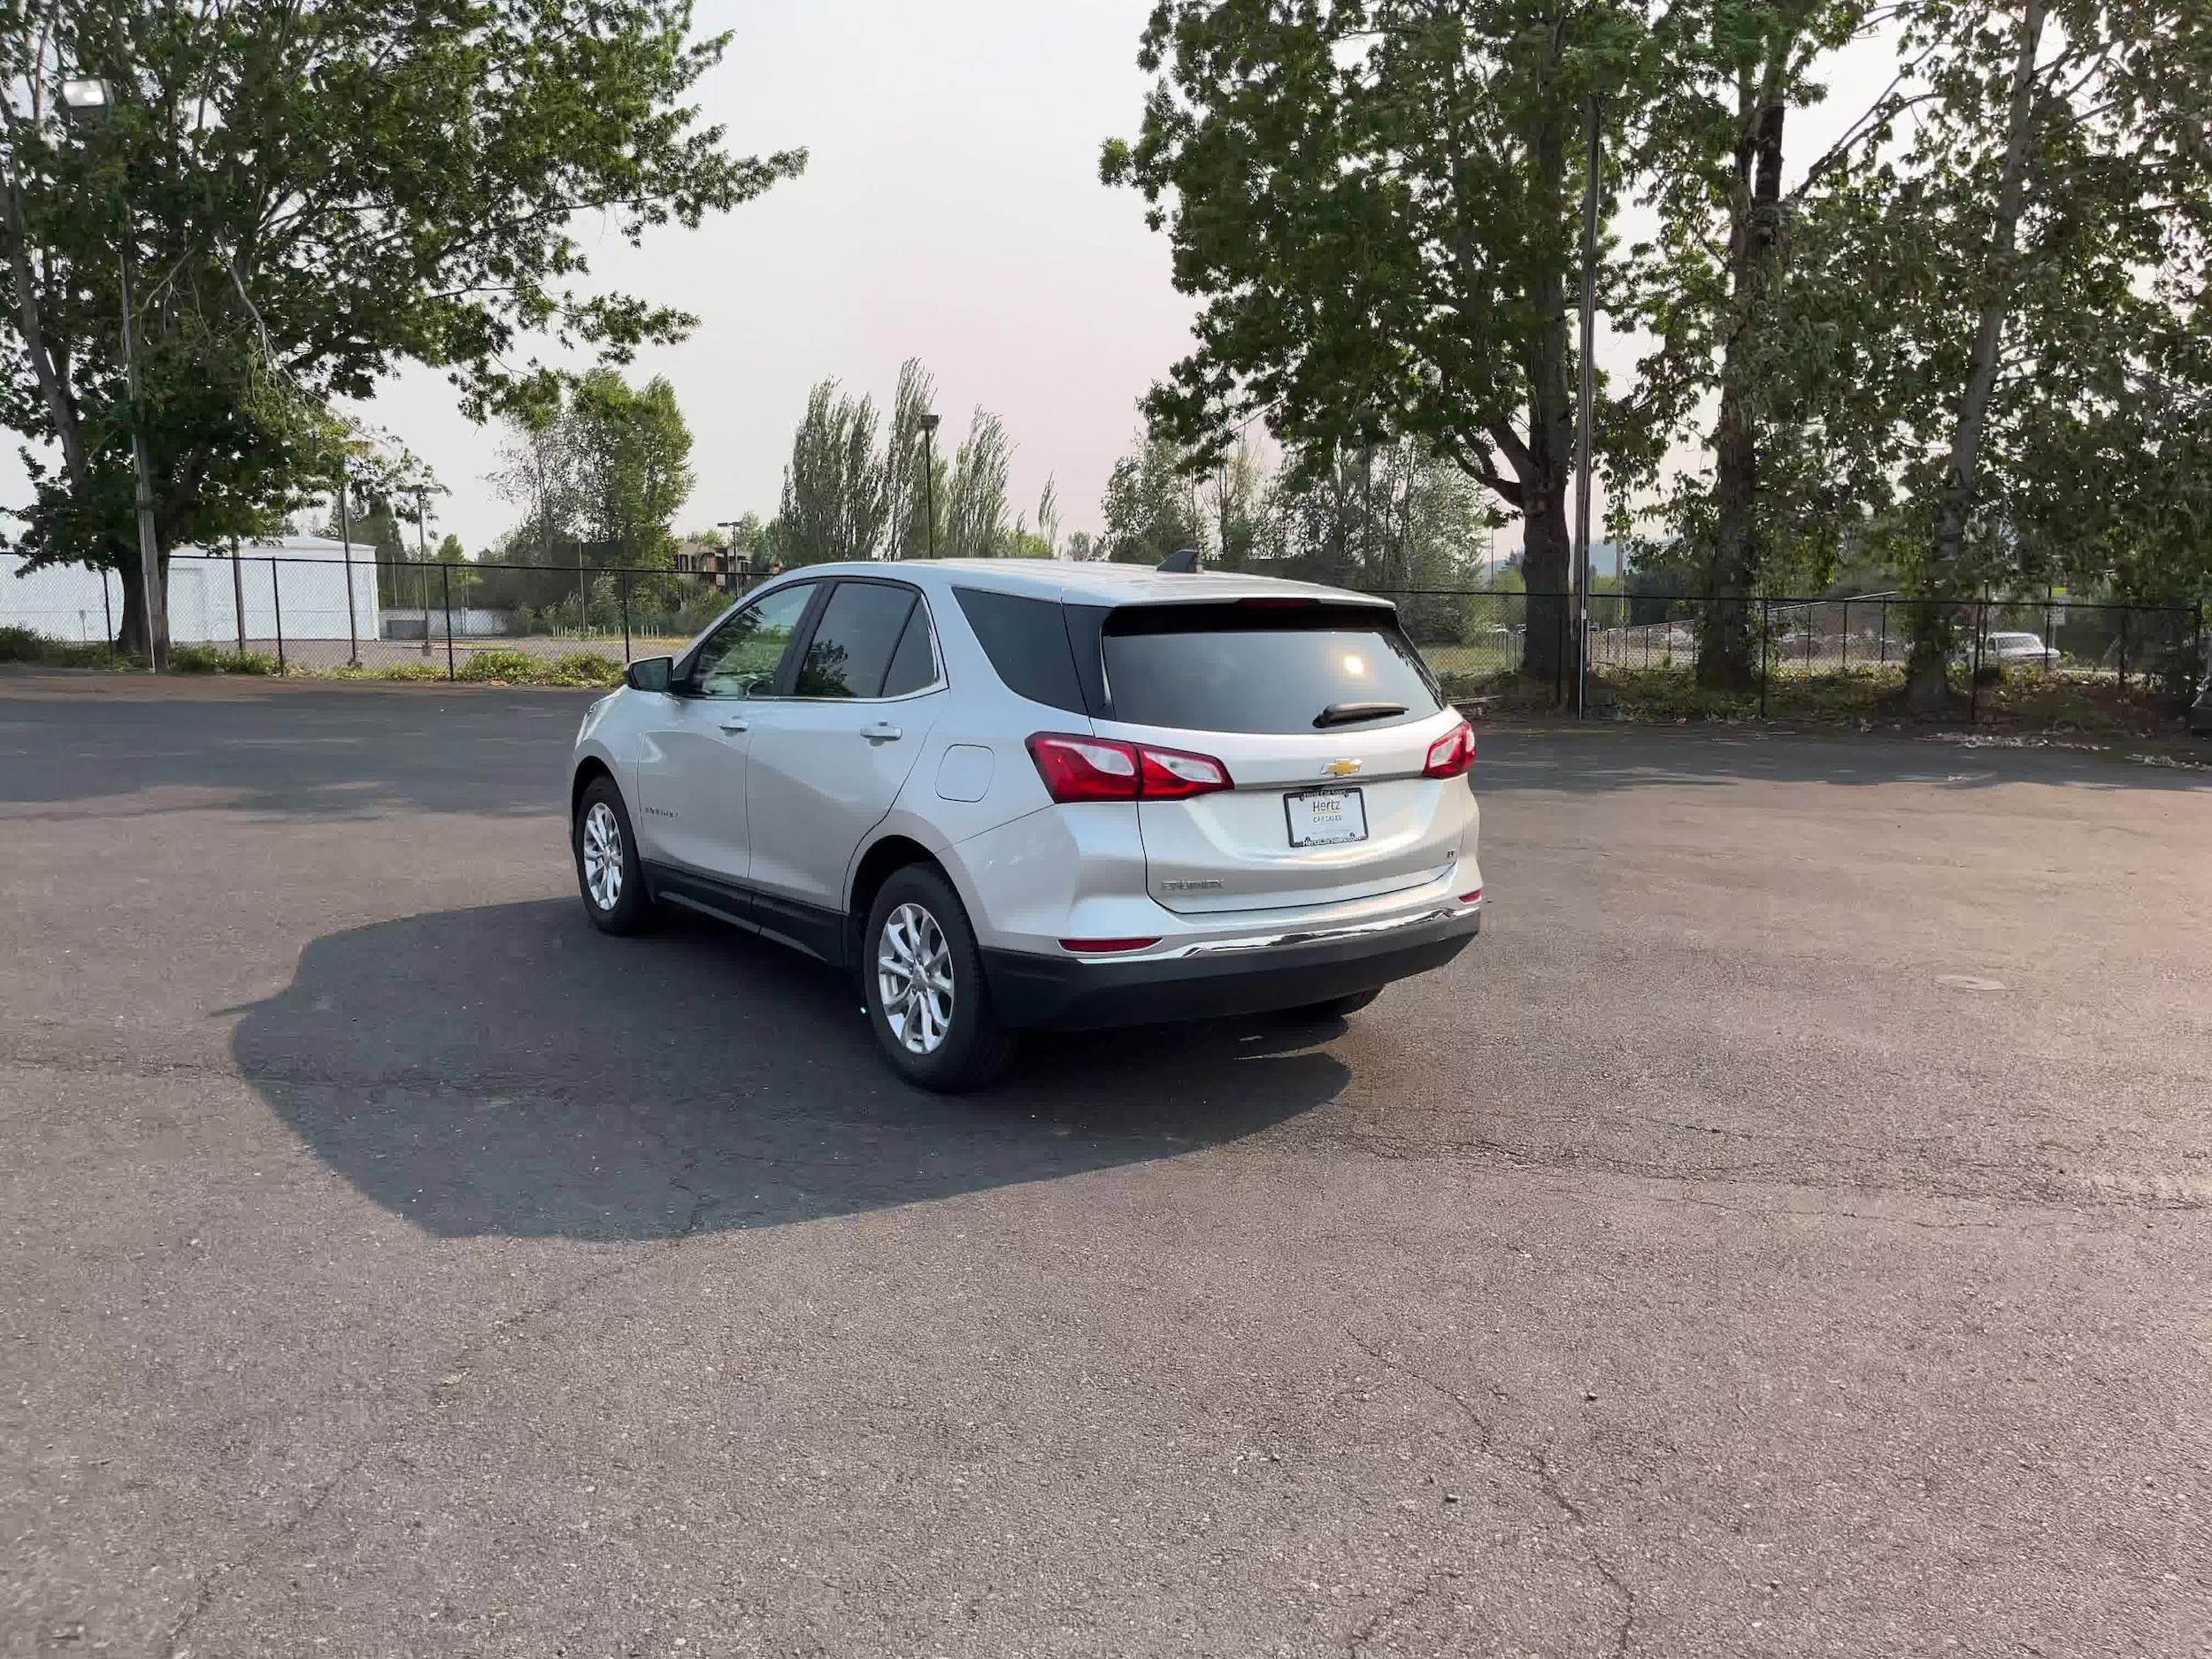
[1156,547,1201,573]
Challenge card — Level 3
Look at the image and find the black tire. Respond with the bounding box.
[1281,987,1383,1022]
[862,864,1015,1093]
[572,774,656,936]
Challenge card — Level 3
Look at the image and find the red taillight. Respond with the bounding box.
[1028,733,1233,803]
[1459,887,1483,903]
[1424,721,1476,779]
[1027,733,1141,801]
[1059,937,1160,954]
[1137,743,1233,798]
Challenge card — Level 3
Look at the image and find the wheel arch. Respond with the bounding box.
[571,755,617,820]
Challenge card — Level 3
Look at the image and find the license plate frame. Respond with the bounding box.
[1284,786,1369,848]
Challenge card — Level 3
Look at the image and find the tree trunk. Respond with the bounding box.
[1701,73,1787,693]
[115,541,171,665]
[1516,85,1579,694]
[1909,0,2047,715]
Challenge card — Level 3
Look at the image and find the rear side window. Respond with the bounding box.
[795,580,919,698]
[880,603,939,697]
[953,588,1087,714]
[1102,603,1442,733]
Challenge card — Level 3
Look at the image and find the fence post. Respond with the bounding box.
[231,545,247,654]
[1879,601,1888,669]
[442,563,456,680]
[2117,608,2129,692]
[1840,600,1849,673]
[621,570,633,664]
[270,558,285,675]
[1970,599,1985,724]
[1759,598,1769,719]
[101,568,114,649]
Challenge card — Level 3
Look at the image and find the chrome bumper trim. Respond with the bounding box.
[1169,902,1477,959]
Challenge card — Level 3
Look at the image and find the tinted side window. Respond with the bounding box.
[794,581,918,699]
[954,588,1086,714]
[879,603,940,697]
[692,582,816,698]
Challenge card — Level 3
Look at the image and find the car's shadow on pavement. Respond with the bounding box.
[232,899,1345,1241]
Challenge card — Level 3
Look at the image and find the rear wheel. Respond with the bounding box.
[864,864,1015,1093]
[1281,987,1382,1022]
[573,775,656,936]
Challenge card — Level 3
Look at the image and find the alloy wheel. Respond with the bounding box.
[580,801,624,910]
[877,902,955,1055]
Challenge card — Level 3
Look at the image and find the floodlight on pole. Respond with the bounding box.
[918,413,942,560]
[60,76,111,110]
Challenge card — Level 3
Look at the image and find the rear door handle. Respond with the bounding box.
[862,722,902,744]
[718,718,749,734]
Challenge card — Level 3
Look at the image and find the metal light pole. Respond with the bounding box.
[337,460,360,664]
[61,76,161,672]
[414,486,434,656]
[716,518,743,589]
[918,412,941,559]
[1572,91,1601,718]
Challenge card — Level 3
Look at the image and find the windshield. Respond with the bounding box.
[1101,603,1442,734]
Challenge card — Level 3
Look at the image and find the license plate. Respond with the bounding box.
[1285,787,1368,847]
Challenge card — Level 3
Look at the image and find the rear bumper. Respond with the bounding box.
[981,903,1481,1032]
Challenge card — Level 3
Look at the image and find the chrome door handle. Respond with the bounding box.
[718,718,749,734]
[862,722,902,743]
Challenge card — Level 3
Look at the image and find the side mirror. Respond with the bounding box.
[625,656,674,694]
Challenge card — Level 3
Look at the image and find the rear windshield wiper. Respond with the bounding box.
[1314,701,1408,728]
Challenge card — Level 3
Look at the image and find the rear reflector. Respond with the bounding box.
[1028,733,1233,803]
[1058,937,1160,954]
[1459,888,1483,903]
[1424,720,1477,779]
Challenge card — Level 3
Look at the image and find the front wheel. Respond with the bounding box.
[572,775,656,935]
[864,865,1015,1093]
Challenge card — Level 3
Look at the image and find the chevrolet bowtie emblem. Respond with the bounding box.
[1321,758,1363,777]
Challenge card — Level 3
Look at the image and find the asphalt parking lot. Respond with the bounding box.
[4,670,2208,1658]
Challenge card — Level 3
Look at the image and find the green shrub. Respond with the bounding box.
[456,649,545,683]
[169,644,280,675]
[0,626,121,667]
[543,651,626,687]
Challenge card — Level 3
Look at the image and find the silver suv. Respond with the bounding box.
[568,560,1483,1090]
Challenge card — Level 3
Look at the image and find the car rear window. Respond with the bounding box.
[953,588,1087,714]
[1101,602,1442,734]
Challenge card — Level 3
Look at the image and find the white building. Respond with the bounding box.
[0,535,381,645]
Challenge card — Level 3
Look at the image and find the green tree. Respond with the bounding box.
[0,0,802,660]
[1101,431,1203,565]
[943,408,1012,559]
[1102,0,1640,681]
[882,358,940,561]
[1781,0,2212,708]
[568,370,695,569]
[1628,0,1878,688]
[774,380,889,565]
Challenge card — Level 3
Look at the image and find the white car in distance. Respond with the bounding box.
[568,561,1484,1090]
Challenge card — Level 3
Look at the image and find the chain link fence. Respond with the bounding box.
[4,556,2203,714]
[1,553,752,676]
[1379,589,2208,717]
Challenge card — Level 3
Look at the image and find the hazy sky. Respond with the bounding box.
[365,0,1202,554]
[5,2,1899,558]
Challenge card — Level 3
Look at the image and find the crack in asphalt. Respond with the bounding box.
[1346,1330,1637,1658]
[157,1167,725,1658]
